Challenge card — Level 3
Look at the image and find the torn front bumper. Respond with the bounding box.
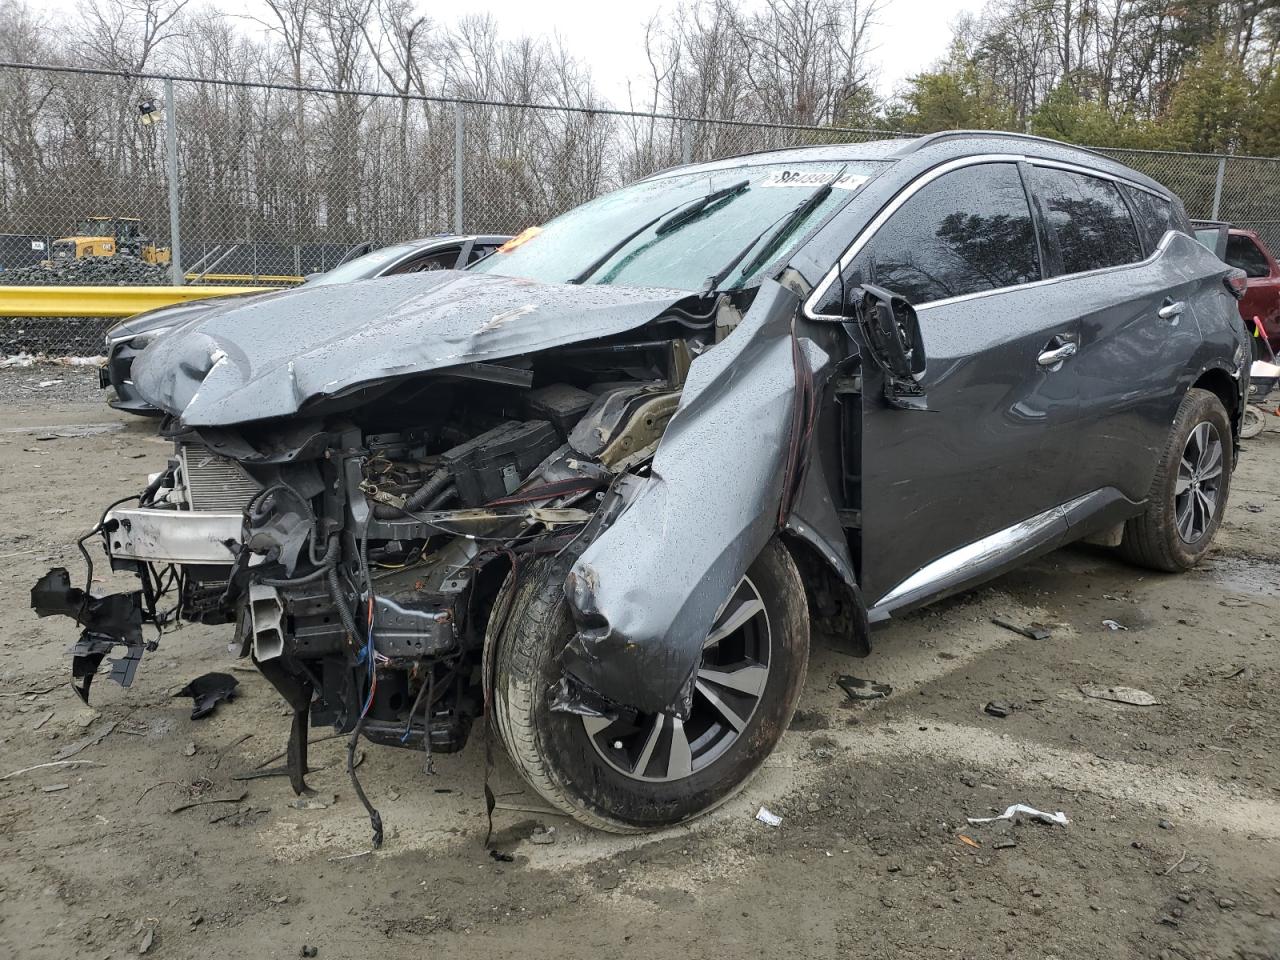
[31,567,150,703]
[31,505,241,702]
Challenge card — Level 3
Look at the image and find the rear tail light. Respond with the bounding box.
[1225,269,1248,300]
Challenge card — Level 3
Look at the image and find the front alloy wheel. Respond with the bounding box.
[490,539,809,833]
[581,575,772,783]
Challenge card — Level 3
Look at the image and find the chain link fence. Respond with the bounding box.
[2,61,1279,356]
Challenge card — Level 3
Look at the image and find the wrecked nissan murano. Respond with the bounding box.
[34,132,1248,835]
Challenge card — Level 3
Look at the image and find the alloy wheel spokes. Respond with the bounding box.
[584,575,772,782]
[1174,421,1223,544]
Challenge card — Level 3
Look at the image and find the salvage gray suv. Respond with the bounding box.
[35,132,1247,836]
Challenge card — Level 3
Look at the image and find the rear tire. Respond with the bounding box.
[489,538,810,833]
[1119,388,1232,572]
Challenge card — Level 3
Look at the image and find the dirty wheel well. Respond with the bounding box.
[780,533,869,657]
[1193,367,1239,425]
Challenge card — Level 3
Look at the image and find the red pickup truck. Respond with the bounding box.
[1194,220,1280,353]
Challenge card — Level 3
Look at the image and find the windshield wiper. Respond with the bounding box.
[703,165,848,292]
[568,179,750,285]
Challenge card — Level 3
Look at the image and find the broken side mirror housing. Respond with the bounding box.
[852,283,928,409]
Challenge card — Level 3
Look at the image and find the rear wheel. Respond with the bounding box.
[490,538,810,832]
[1119,388,1232,572]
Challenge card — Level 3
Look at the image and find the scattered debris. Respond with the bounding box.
[1221,665,1252,681]
[489,850,515,863]
[1101,619,1128,631]
[291,793,337,811]
[1,759,103,780]
[139,925,156,955]
[958,835,980,848]
[528,825,557,845]
[183,742,197,757]
[300,947,319,958]
[755,806,783,827]
[1158,818,1174,830]
[836,675,892,701]
[967,804,1069,827]
[327,851,372,862]
[51,719,119,761]
[174,672,239,720]
[169,791,248,814]
[42,783,69,792]
[1079,684,1159,706]
[1162,850,1189,876]
[993,839,1018,849]
[991,617,1051,640]
[983,701,1012,718]
[1246,503,1264,513]
[30,710,53,731]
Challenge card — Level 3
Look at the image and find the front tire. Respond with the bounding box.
[490,538,810,833]
[1119,387,1232,572]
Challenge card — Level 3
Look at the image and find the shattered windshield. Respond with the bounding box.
[471,160,888,291]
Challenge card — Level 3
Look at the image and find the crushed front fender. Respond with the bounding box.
[560,279,838,715]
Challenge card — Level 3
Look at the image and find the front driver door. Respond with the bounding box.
[821,160,1082,614]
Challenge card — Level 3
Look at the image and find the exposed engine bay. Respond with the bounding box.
[32,272,866,840]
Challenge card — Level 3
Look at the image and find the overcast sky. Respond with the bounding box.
[218,0,986,106]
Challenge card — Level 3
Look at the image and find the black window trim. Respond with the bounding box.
[804,152,1178,319]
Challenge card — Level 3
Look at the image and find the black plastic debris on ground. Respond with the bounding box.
[983,700,1012,718]
[836,675,892,702]
[30,567,147,703]
[174,672,239,719]
[990,617,1051,641]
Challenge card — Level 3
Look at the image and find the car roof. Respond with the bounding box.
[653,130,1172,197]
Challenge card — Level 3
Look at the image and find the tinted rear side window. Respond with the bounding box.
[832,162,1040,307]
[1226,234,1271,278]
[1030,166,1142,274]
[1123,186,1183,252]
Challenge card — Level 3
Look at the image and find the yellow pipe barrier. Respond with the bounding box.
[0,284,272,318]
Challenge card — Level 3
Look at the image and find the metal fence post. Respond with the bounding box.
[1211,154,1227,221]
[453,102,465,234]
[164,78,183,285]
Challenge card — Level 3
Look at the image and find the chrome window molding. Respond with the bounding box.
[803,151,1177,320]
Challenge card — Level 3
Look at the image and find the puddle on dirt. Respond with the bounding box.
[1202,556,1280,597]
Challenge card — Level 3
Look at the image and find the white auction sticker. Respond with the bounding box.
[759,170,869,190]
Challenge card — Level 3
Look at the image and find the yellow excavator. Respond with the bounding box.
[48,217,171,265]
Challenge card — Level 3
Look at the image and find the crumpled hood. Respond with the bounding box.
[106,290,268,343]
[132,271,687,426]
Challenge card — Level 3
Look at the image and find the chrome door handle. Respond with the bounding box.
[1158,300,1185,320]
[1037,341,1078,367]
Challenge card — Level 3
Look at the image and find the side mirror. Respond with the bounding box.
[852,283,927,409]
[854,284,925,380]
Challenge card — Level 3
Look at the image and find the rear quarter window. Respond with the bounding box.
[1029,166,1143,275]
[1123,185,1185,253]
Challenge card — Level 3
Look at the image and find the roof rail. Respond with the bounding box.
[894,129,1116,163]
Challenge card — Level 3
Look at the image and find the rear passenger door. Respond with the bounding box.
[1026,163,1204,507]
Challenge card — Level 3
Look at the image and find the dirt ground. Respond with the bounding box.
[0,366,1277,960]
